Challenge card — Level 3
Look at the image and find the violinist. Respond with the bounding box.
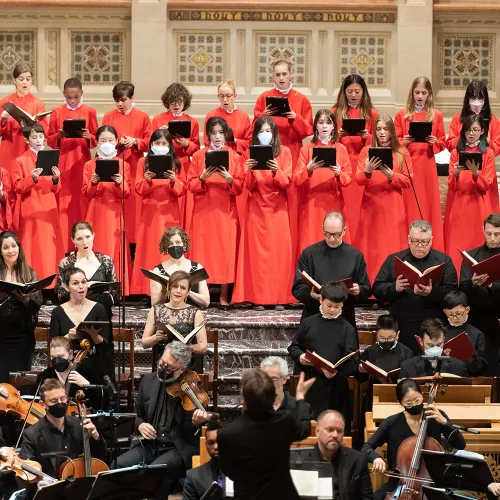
[361,378,466,500]
[113,341,208,500]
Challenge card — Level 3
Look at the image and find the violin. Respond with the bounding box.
[385,373,444,500]
[0,383,45,425]
[0,447,57,485]
[57,390,109,479]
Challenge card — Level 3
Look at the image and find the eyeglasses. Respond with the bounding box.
[377,336,397,342]
[217,94,235,100]
[445,310,466,320]
[409,238,432,247]
[402,398,423,409]
[468,128,482,133]
[169,100,184,106]
[270,376,283,383]
[323,229,345,239]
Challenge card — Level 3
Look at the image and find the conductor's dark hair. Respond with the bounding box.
[161,83,192,111]
[375,314,399,333]
[241,368,275,416]
[485,212,500,228]
[112,81,134,100]
[146,128,181,173]
[396,378,422,404]
[460,80,491,122]
[420,318,446,341]
[321,281,348,303]
[251,116,281,158]
[64,78,82,90]
[96,125,118,141]
[0,231,36,284]
[22,123,45,139]
[442,290,468,309]
[206,418,222,433]
[205,117,229,140]
[63,266,87,286]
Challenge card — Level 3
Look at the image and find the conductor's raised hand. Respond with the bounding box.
[138,422,157,440]
[307,157,324,172]
[295,371,315,401]
[266,159,279,172]
[200,166,217,181]
[31,167,43,182]
[365,157,381,174]
[395,274,411,293]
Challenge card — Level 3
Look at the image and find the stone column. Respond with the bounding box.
[396,0,433,105]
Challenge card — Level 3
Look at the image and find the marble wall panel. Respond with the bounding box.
[0,30,36,85]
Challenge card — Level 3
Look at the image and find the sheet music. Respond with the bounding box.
[290,469,319,496]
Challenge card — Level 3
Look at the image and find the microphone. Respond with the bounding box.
[450,423,480,435]
[103,375,118,396]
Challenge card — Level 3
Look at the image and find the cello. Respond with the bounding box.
[385,373,444,500]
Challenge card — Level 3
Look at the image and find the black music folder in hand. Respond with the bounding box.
[408,121,433,143]
[369,147,393,170]
[147,154,173,177]
[312,147,337,168]
[459,151,483,171]
[249,145,273,170]
[167,120,191,139]
[205,150,229,170]
[265,96,291,117]
[342,118,366,136]
[0,274,56,295]
[95,159,119,182]
[36,150,60,176]
[62,119,86,138]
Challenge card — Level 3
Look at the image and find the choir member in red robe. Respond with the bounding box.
[395,77,445,251]
[130,129,186,295]
[355,114,412,284]
[12,124,64,280]
[187,117,244,306]
[445,115,496,272]
[47,78,98,252]
[82,126,131,295]
[102,82,151,243]
[0,167,15,231]
[332,74,378,243]
[232,116,295,308]
[0,63,49,177]
[294,109,352,253]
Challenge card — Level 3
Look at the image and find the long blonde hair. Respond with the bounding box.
[334,74,373,122]
[371,114,404,171]
[403,76,435,122]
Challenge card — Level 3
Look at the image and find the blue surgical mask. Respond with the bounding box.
[257,131,273,146]
[425,346,443,357]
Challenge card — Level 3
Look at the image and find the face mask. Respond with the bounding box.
[99,142,116,156]
[378,341,396,351]
[157,365,181,384]
[52,357,70,373]
[47,402,67,419]
[405,403,424,416]
[425,346,443,357]
[469,98,484,115]
[167,245,184,259]
[257,131,273,146]
[151,145,170,156]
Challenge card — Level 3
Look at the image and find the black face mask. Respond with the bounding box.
[167,245,185,259]
[405,403,424,416]
[156,365,179,384]
[47,402,67,418]
[378,341,395,351]
[52,357,70,373]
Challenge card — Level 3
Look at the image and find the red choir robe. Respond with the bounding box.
[0,167,15,231]
[294,141,352,252]
[12,150,64,280]
[151,112,200,230]
[187,147,244,284]
[394,109,445,251]
[130,157,187,295]
[445,146,496,273]
[332,107,378,243]
[354,147,412,284]
[102,107,151,243]
[82,157,132,295]
[47,104,98,251]
[232,146,295,305]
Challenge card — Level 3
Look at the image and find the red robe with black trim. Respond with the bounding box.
[232,146,295,305]
[47,104,98,251]
[354,146,412,283]
[130,156,186,295]
[294,141,352,253]
[394,108,445,251]
[187,147,244,284]
[12,150,64,281]
[102,107,151,243]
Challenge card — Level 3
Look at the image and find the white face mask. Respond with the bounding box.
[469,98,485,114]
[99,142,116,156]
[151,145,170,156]
[257,131,273,146]
[424,346,443,357]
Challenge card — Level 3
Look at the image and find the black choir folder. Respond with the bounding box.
[36,149,60,176]
[249,145,273,170]
[95,159,119,182]
[205,150,229,170]
[87,281,121,294]
[342,118,366,136]
[312,147,337,168]
[459,152,483,170]
[0,274,56,295]
[2,101,51,127]
[458,247,500,285]
[368,147,393,170]
[63,118,86,138]
[265,96,291,117]
[141,267,209,286]
[299,270,353,290]
[167,120,191,139]
[408,121,432,143]
[147,154,173,177]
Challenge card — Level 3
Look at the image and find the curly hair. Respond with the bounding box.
[159,226,191,255]
[161,83,192,111]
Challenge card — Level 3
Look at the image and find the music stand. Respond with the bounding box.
[33,477,95,500]
[422,486,476,500]
[86,465,168,500]
[88,412,136,442]
[422,450,494,493]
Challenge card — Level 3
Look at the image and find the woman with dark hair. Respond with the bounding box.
[232,116,294,309]
[130,129,186,294]
[187,117,244,306]
[0,231,42,382]
[361,378,466,500]
[150,226,210,308]
[332,74,378,240]
[218,370,314,500]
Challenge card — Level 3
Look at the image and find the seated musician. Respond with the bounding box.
[291,410,373,500]
[442,290,488,376]
[399,319,468,378]
[361,378,466,500]
[113,341,209,500]
[182,419,222,500]
[288,282,359,419]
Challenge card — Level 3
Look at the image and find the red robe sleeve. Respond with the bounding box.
[289,96,313,140]
[1,168,14,229]
[446,115,461,152]
[34,99,49,137]
[82,160,98,198]
[293,145,311,186]
[183,119,200,157]
[13,157,36,194]
[448,150,459,192]
[87,108,98,150]
[253,94,266,122]
[356,147,371,186]
[473,149,495,193]
[432,111,446,155]
[236,113,252,154]
[273,147,292,191]
[115,161,131,198]
[391,150,412,189]
[488,115,500,156]
[135,157,153,196]
[394,109,405,140]
[337,143,353,187]
[187,152,206,193]
[228,151,244,196]
[134,114,152,153]
[47,107,61,149]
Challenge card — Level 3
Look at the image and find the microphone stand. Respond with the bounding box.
[404,155,423,220]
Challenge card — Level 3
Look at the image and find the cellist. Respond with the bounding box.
[361,378,465,500]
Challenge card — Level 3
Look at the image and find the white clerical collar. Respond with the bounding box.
[275,83,293,95]
[171,111,184,117]
[30,146,43,155]
[210,143,225,151]
[221,105,237,114]
[466,140,480,148]
[319,137,331,145]
[65,98,84,111]
[319,303,342,320]
[122,102,135,116]
[414,104,424,112]
[348,103,358,109]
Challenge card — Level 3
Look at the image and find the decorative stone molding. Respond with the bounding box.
[46,29,59,86]
[0,30,35,85]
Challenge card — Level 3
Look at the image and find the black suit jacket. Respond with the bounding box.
[400,355,468,379]
[218,400,311,500]
[135,372,197,468]
[182,458,219,500]
[290,444,373,500]
[20,416,107,478]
